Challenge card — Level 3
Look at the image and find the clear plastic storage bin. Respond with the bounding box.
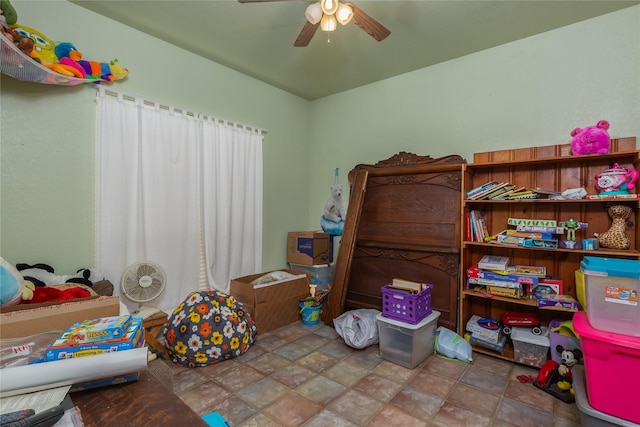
[376,310,440,369]
[580,256,640,337]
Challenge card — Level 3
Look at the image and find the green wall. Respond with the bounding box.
[1,0,310,273]
[306,6,640,227]
[1,2,639,277]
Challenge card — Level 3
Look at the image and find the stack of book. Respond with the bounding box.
[44,314,145,391]
[467,256,548,299]
[489,217,563,248]
[388,277,429,294]
[465,315,507,353]
[466,181,518,200]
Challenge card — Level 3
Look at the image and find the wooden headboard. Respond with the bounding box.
[323,152,466,331]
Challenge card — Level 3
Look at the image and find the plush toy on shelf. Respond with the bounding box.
[596,204,633,250]
[570,120,611,156]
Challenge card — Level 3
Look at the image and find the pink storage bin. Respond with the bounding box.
[573,311,640,424]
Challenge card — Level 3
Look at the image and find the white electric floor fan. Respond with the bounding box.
[120,261,167,319]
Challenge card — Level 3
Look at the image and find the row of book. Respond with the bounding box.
[467,210,488,242]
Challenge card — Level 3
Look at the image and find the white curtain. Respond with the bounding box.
[96,89,263,314]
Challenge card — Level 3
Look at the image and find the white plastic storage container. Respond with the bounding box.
[376,310,440,369]
[580,256,640,336]
[289,262,335,290]
[511,326,550,368]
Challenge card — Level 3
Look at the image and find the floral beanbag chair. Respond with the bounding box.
[163,289,257,367]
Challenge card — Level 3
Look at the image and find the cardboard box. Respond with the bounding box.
[0,296,121,339]
[230,270,311,333]
[287,231,333,265]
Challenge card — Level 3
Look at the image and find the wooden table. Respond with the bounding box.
[71,370,208,426]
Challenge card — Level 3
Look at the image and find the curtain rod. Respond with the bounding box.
[97,86,267,135]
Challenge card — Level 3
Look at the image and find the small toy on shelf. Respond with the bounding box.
[558,218,588,249]
[500,311,541,336]
[595,163,639,195]
[570,120,611,155]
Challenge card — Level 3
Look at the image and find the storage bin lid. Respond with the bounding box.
[511,326,550,347]
[376,310,441,330]
[580,256,640,279]
[573,311,640,350]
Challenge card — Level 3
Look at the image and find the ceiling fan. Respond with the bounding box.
[238,0,390,47]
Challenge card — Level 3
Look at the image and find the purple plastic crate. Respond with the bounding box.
[381,283,433,324]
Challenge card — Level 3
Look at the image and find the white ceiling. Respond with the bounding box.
[70,0,638,100]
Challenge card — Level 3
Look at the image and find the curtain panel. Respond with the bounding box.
[96,89,263,314]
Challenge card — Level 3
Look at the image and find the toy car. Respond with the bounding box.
[500,311,542,335]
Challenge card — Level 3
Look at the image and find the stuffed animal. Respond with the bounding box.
[0,257,24,307]
[16,263,102,288]
[323,184,346,223]
[0,0,17,26]
[597,205,633,250]
[570,120,611,155]
[10,23,57,63]
[78,58,128,82]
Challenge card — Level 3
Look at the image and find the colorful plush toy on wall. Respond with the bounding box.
[55,41,128,82]
[570,120,611,156]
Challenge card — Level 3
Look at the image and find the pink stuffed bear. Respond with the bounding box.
[570,120,611,155]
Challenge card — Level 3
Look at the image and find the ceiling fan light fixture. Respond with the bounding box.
[305,2,323,25]
[320,13,337,32]
[320,0,339,16]
[336,3,353,25]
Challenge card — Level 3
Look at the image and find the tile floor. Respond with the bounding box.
[158,320,581,427]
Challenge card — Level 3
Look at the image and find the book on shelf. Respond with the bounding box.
[477,255,509,271]
[515,225,564,234]
[533,188,562,198]
[492,186,526,200]
[509,265,546,277]
[467,277,523,289]
[485,184,516,200]
[505,229,553,239]
[500,190,537,200]
[466,180,499,198]
[508,218,558,227]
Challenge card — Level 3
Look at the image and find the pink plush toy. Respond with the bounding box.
[570,120,611,155]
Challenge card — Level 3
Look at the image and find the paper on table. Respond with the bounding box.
[0,347,148,397]
[0,385,70,414]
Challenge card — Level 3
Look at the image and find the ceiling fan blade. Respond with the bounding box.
[349,3,391,42]
[294,21,320,47]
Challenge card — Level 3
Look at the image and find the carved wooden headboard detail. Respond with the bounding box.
[322,152,467,331]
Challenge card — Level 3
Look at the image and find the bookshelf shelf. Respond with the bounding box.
[459,138,640,363]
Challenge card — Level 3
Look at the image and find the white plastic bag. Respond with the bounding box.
[435,326,473,362]
[333,309,381,349]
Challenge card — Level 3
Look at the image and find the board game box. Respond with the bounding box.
[66,315,132,345]
[46,317,144,360]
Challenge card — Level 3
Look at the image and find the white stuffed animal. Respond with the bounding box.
[323,184,346,223]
